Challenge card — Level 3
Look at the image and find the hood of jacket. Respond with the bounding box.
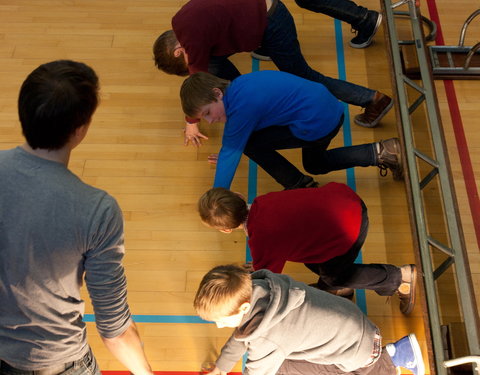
[234,269,305,340]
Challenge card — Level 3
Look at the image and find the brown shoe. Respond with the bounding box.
[376,138,403,180]
[354,92,393,128]
[397,264,417,315]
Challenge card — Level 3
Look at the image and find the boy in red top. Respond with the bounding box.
[198,183,417,314]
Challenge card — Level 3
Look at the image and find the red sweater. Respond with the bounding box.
[247,183,363,273]
[172,0,267,74]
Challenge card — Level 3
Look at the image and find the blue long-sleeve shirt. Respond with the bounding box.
[213,70,344,188]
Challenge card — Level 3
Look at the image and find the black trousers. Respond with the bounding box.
[304,202,402,296]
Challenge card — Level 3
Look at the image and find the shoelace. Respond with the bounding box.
[378,164,388,177]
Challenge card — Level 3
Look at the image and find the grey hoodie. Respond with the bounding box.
[216,270,378,375]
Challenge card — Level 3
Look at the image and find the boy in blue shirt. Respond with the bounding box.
[180,70,402,189]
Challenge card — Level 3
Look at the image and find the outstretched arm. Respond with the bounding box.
[101,320,154,375]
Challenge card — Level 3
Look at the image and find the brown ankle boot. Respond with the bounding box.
[354,92,393,128]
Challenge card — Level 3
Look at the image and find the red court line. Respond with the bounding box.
[426,0,480,250]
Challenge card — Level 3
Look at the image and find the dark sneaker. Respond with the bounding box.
[251,48,272,61]
[285,175,319,190]
[376,138,403,180]
[386,334,425,375]
[350,11,382,48]
[397,264,417,315]
[354,92,393,128]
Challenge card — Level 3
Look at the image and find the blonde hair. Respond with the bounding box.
[194,265,252,321]
[198,188,248,230]
[180,72,230,117]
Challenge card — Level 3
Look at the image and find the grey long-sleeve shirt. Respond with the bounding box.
[0,147,131,369]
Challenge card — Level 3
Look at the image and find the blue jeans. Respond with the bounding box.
[293,0,369,29]
[207,1,375,106]
[0,347,100,375]
[304,202,402,296]
[243,116,378,189]
[262,1,374,106]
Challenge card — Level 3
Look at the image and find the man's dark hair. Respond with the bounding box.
[153,30,189,76]
[18,60,99,150]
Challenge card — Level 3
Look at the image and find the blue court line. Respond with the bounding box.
[245,57,261,263]
[334,19,367,314]
[242,56,261,371]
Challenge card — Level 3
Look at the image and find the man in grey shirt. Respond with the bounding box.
[0,60,153,375]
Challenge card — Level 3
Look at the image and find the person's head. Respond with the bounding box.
[194,264,252,327]
[153,30,189,76]
[180,72,230,123]
[18,60,99,150]
[198,188,248,233]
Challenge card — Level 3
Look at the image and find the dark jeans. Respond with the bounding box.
[276,348,397,375]
[0,347,100,375]
[207,1,375,106]
[243,115,378,189]
[304,202,402,296]
[293,0,369,29]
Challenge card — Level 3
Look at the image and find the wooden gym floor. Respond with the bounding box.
[0,0,478,374]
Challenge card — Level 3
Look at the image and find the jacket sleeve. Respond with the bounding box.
[243,340,287,375]
[215,335,248,372]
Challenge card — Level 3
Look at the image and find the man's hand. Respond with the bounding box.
[208,153,218,165]
[184,122,208,147]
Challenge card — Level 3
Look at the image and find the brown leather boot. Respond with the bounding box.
[354,92,393,128]
[376,138,403,180]
[397,264,417,315]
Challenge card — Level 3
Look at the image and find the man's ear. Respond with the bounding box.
[212,87,224,100]
[219,228,233,234]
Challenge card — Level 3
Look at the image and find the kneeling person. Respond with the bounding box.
[194,265,425,375]
[199,183,416,314]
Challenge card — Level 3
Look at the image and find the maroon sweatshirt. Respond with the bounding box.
[247,183,364,272]
[172,0,268,74]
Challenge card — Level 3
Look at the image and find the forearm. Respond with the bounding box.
[101,320,153,375]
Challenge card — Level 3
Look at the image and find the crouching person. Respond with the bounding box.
[194,265,425,375]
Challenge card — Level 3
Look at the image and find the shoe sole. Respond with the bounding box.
[354,96,394,128]
[401,264,417,315]
[391,138,404,181]
[251,51,272,61]
[408,333,425,375]
[349,13,383,49]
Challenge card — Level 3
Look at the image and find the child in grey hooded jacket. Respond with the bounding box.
[194,265,425,375]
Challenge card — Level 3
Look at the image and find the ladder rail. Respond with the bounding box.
[382,1,480,374]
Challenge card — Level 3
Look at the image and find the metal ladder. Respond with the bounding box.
[381,1,480,374]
